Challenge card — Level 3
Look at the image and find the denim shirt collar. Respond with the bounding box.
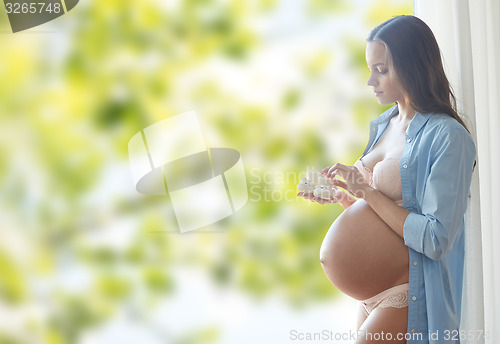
[362,105,398,156]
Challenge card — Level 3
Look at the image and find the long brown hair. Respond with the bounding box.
[367,15,469,132]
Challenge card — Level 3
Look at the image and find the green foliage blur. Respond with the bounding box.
[0,0,411,343]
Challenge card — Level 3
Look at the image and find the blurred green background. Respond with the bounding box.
[0,0,411,343]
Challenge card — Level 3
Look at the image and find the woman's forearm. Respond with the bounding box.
[362,187,410,239]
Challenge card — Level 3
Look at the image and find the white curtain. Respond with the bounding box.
[414,1,500,343]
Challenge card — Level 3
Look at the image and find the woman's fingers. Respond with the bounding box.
[320,166,333,176]
[313,196,337,204]
[322,163,349,178]
[297,192,312,200]
[321,164,342,176]
[297,192,338,204]
[332,179,348,190]
[298,192,317,202]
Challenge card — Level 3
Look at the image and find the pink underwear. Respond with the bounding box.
[361,283,409,315]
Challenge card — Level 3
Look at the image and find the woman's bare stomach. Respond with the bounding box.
[319,199,409,300]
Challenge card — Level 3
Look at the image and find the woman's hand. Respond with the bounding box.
[297,190,337,204]
[321,163,372,199]
[297,188,356,208]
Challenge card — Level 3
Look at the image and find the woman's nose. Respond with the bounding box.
[367,72,377,87]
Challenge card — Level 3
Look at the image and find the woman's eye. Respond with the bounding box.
[378,69,388,74]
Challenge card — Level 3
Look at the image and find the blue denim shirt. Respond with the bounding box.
[362,106,476,344]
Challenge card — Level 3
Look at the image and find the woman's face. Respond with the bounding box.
[365,41,404,105]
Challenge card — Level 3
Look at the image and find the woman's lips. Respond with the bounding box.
[374,91,383,96]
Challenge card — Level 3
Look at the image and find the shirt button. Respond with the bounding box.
[405,197,410,202]
[411,329,416,333]
[407,138,412,143]
[412,296,417,301]
[403,164,408,169]
[413,261,417,266]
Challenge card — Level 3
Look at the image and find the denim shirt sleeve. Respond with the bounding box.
[403,127,476,260]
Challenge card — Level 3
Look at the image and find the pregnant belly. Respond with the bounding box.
[320,199,409,300]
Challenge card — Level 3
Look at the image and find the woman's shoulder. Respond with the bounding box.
[420,112,472,139]
[419,113,476,155]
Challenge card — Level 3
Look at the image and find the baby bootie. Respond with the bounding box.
[298,178,315,194]
[313,177,337,200]
[297,172,321,194]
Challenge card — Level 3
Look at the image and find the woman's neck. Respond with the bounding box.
[396,100,417,122]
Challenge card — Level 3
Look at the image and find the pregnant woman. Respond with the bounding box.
[299,16,475,343]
